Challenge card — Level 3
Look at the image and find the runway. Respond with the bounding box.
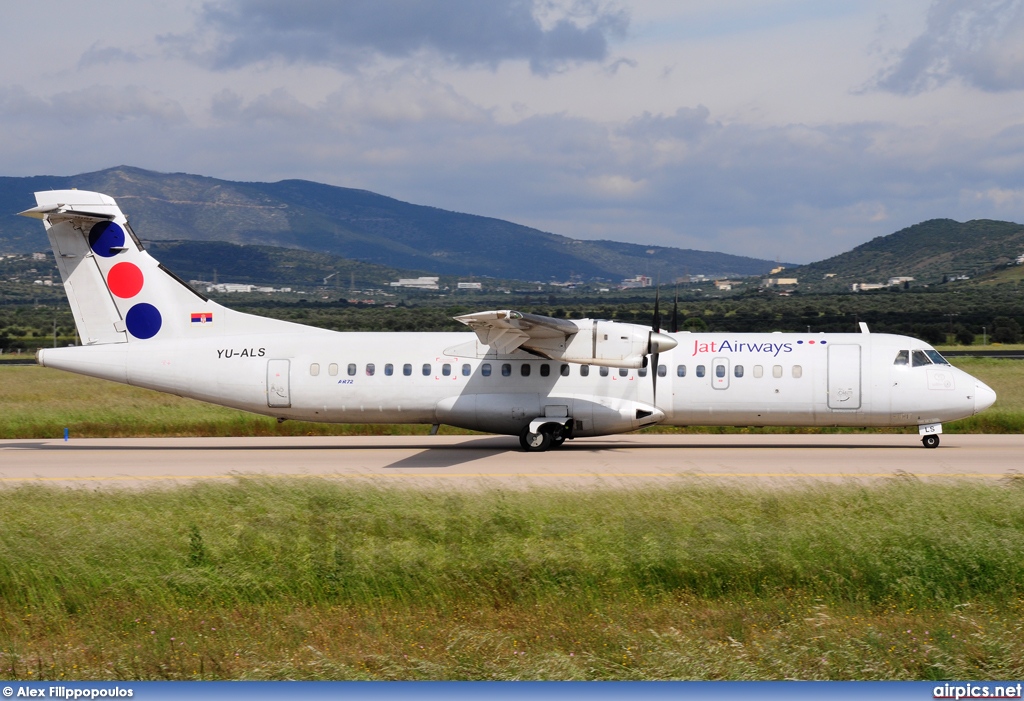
[1,433,1021,488]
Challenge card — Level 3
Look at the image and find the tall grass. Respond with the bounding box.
[1,481,1023,679]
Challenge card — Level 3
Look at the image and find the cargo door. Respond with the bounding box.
[827,344,861,409]
[267,359,291,408]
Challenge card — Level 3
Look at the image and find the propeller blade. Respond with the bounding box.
[671,287,679,334]
[652,349,660,402]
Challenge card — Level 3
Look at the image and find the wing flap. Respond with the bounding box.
[454,310,580,354]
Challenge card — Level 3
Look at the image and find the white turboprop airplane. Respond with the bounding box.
[20,190,996,450]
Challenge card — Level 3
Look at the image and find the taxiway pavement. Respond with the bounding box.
[0,434,1019,488]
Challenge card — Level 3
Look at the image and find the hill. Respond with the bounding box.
[0,166,780,281]
[790,219,1024,290]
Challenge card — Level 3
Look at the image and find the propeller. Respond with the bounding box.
[646,285,679,405]
[651,286,662,402]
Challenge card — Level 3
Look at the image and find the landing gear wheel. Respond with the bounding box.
[550,434,566,448]
[519,428,552,452]
[922,434,940,449]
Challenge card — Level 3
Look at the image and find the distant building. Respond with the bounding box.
[31,252,47,261]
[390,276,440,290]
[851,282,888,292]
[770,266,786,275]
[888,276,914,286]
[457,282,483,290]
[762,278,798,287]
[620,275,652,289]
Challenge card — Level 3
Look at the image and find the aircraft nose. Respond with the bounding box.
[974,381,997,414]
[649,332,678,353]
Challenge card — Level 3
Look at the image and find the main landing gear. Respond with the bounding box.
[519,421,571,452]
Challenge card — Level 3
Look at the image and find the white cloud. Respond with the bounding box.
[874,0,1024,93]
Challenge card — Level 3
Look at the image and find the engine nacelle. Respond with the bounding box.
[529,319,676,368]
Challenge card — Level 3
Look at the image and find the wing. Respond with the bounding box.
[453,310,580,354]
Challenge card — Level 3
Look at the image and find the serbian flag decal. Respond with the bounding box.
[191,312,213,324]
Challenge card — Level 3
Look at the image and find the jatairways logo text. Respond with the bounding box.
[692,339,793,357]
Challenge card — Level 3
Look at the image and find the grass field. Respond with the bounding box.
[1,480,1023,680]
[2,360,1023,680]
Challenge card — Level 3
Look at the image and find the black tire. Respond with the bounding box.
[922,434,940,449]
[550,434,566,448]
[519,428,552,452]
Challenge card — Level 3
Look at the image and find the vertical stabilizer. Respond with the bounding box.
[20,190,296,346]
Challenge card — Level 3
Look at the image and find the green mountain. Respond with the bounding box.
[788,219,1024,290]
[0,166,780,281]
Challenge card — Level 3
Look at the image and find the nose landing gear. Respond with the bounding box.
[919,423,942,449]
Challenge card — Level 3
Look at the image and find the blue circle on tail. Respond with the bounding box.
[125,303,162,339]
[88,221,125,257]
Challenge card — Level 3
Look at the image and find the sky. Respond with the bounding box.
[2,0,1023,263]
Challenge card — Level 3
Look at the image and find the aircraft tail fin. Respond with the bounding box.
[20,190,292,345]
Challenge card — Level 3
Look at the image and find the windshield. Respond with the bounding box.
[924,349,950,365]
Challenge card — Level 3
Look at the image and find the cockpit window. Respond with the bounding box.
[893,350,909,366]
[911,350,931,367]
[924,350,950,365]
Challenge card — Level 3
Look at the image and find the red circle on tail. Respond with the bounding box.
[108,262,144,298]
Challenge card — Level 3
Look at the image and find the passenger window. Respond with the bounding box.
[560,364,570,376]
[347,363,357,376]
[422,363,431,376]
[366,363,375,376]
[753,365,763,378]
[638,367,648,377]
[329,363,338,377]
[894,350,909,366]
[403,363,412,376]
[658,364,667,377]
[540,364,550,377]
[677,365,686,377]
[580,365,590,377]
[619,368,629,377]
[310,363,320,377]
[501,363,512,377]
[792,365,803,378]
[442,363,451,376]
[696,365,706,378]
[482,363,492,377]
[715,364,726,378]
[462,363,471,376]
[600,366,609,377]
[734,365,744,378]
[384,363,394,376]
[521,364,531,377]
[912,350,931,367]
[772,365,783,378]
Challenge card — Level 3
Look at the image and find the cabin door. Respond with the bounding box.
[267,359,291,408]
[827,344,861,410]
